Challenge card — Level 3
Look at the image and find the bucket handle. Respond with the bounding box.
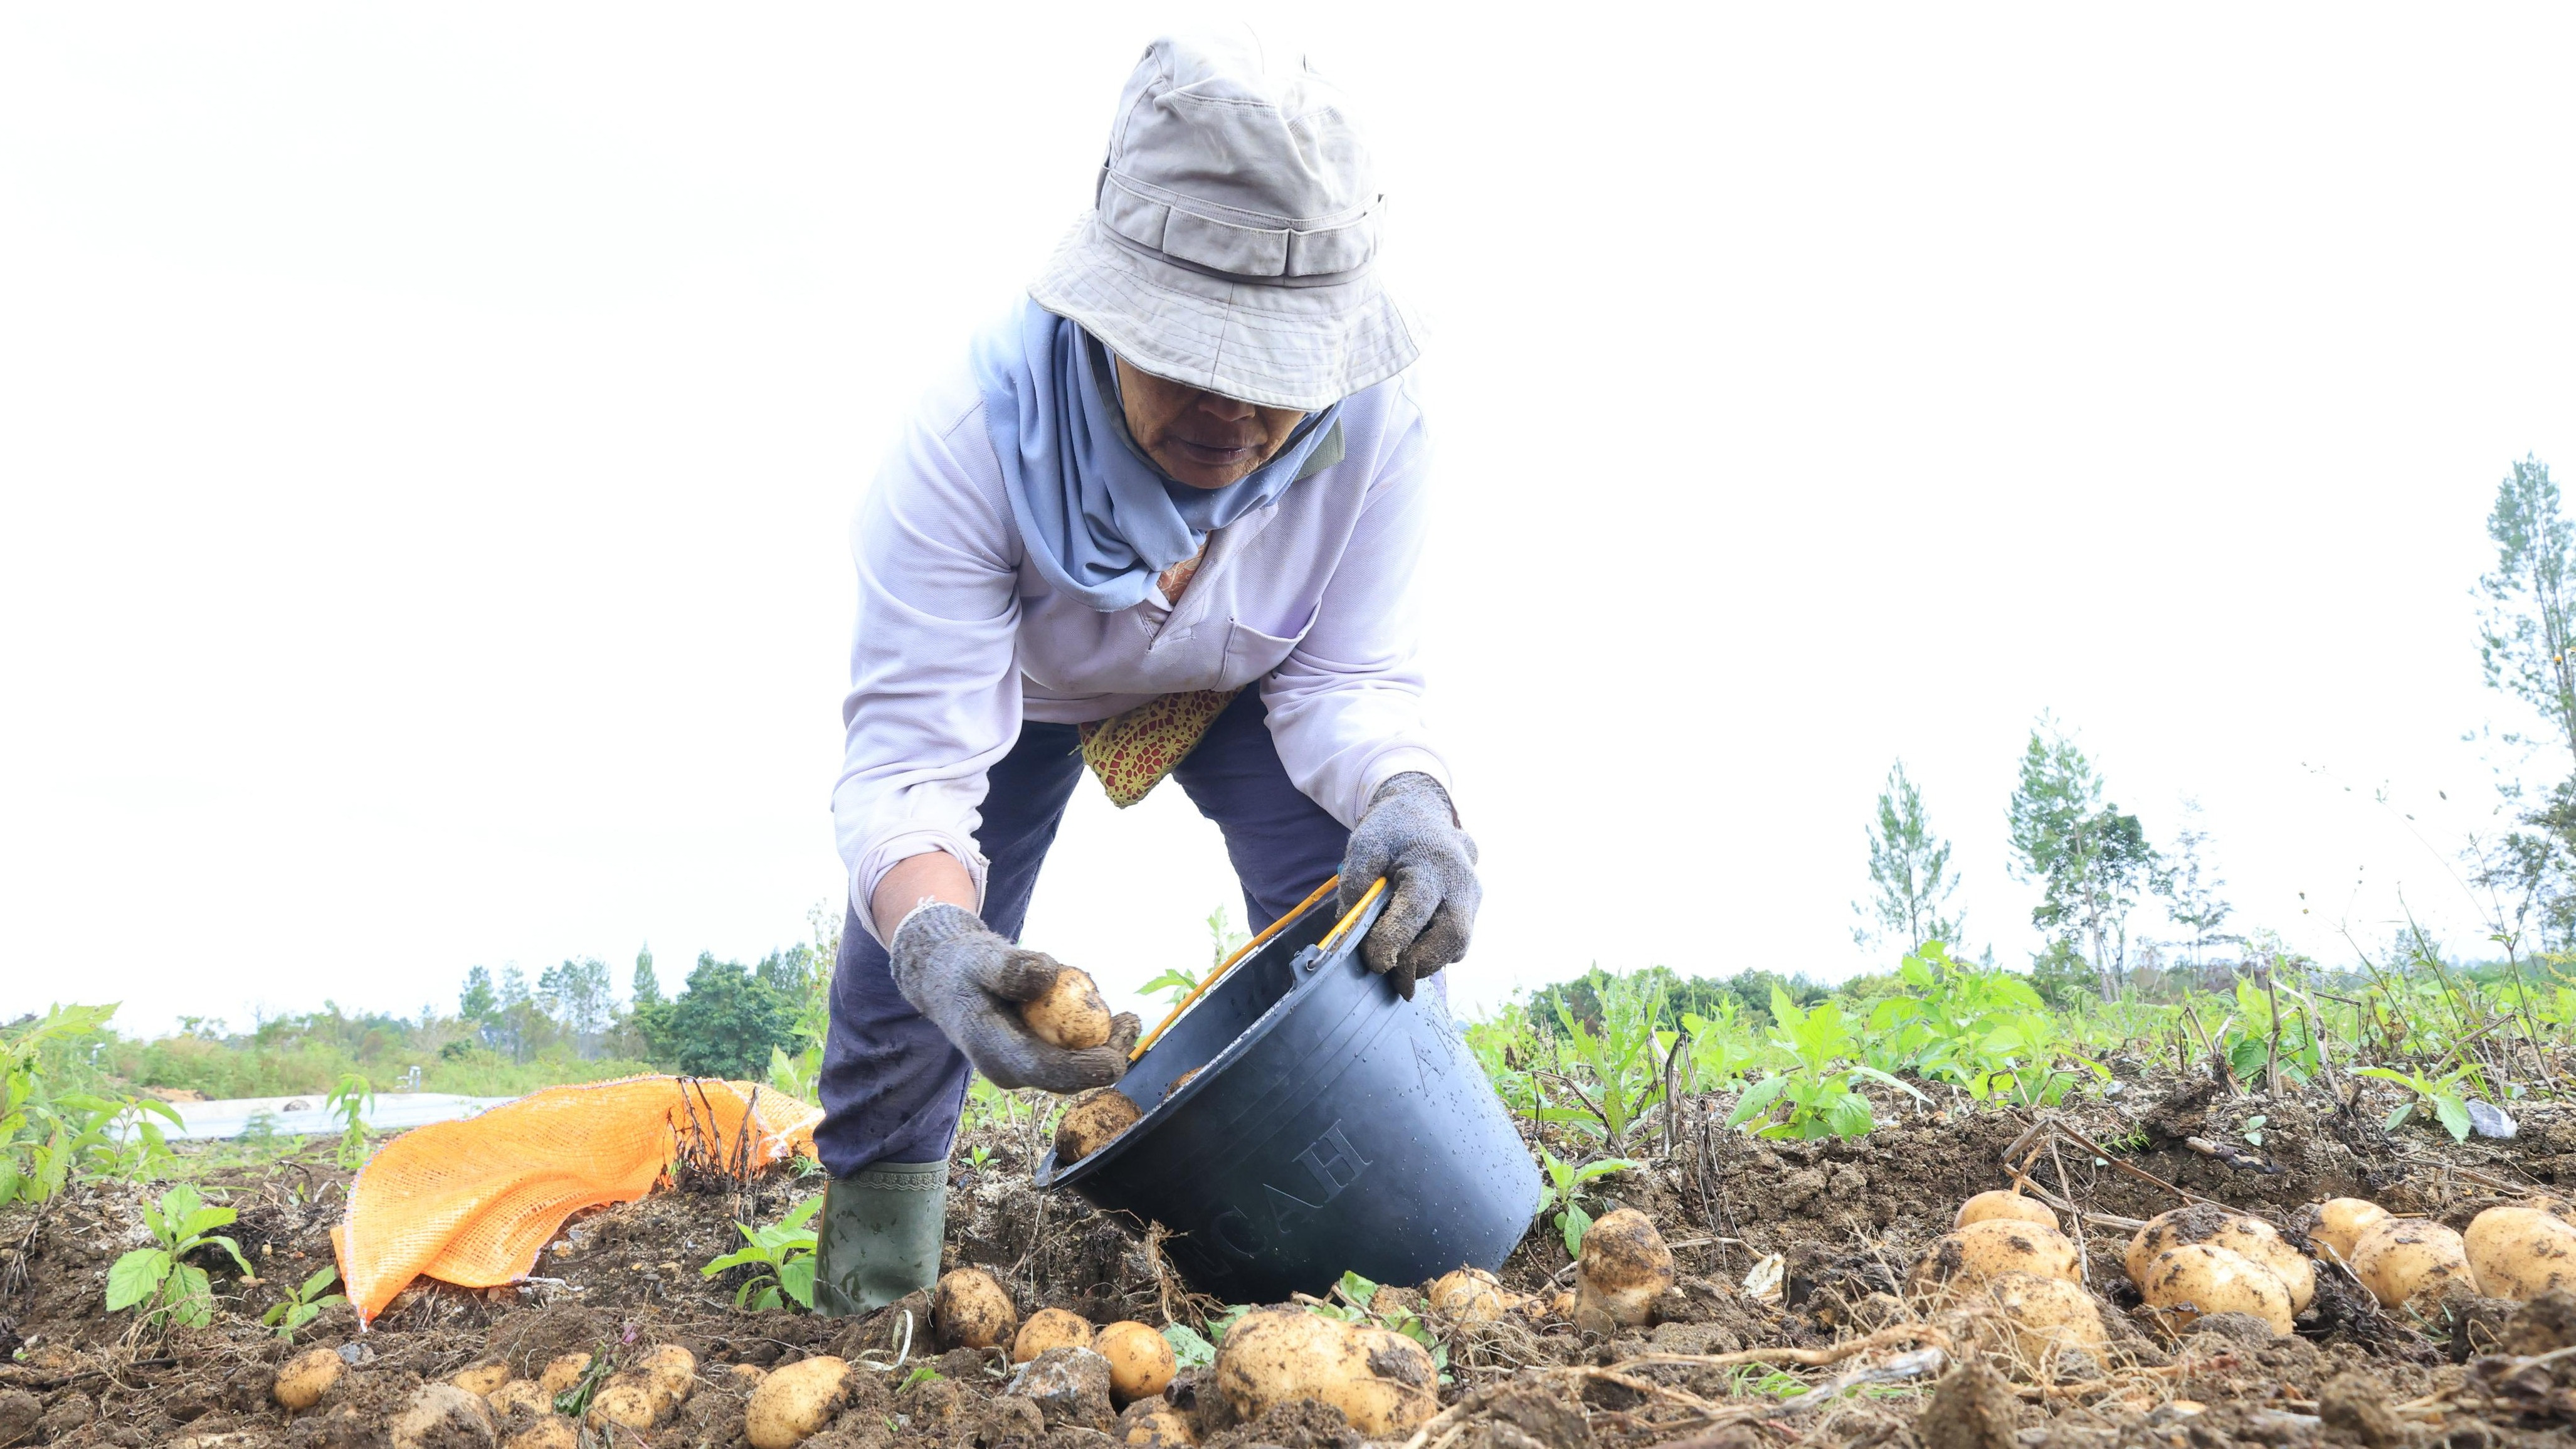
[1127,875,1386,1062]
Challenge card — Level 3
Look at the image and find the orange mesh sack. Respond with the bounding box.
[334,1076,822,1325]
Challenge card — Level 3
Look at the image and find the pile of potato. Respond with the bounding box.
[275,1344,704,1449]
[1909,1190,2109,1360]
[2310,1194,2576,1312]
[2123,1204,2313,1334]
[1904,1181,2576,1351]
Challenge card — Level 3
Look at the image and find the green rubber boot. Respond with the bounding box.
[811,1160,948,1317]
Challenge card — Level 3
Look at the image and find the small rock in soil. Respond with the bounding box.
[1006,1345,1116,1431]
[0,1389,40,1448]
[2319,1367,2405,1448]
[38,1393,95,1439]
[2504,1287,2576,1356]
[1918,1358,2020,1449]
[1485,1383,1593,1449]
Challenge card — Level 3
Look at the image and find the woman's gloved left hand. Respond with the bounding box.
[1336,772,1479,1001]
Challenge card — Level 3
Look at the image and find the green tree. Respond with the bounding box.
[1850,760,1964,957]
[626,947,677,1066]
[2481,455,2576,769]
[2007,717,2158,1001]
[666,955,798,1079]
[2476,455,2576,947]
[2156,813,2239,974]
[537,957,614,1057]
[457,966,496,1023]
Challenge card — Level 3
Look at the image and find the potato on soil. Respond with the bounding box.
[503,1417,579,1449]
[745,1356,853,1449]
[1956,1189,2061,1234]
[392,1383,498,1449]
[1121,1403,1197,1446]
[2312,1198,2392,1264]
[1022,966,1114,1049]
[637,1343,697,1402]
[1054,1088,1144,1163]
[2125,1205,2314,1312]
[1912,1219,2081,1297]
[536,1354,592,1395]
[1097,1320,1177,1403]
[1573,1208,1675,1331]
[1984,1270,2109,1359]
[273,1347,345,1411]
[2138,1243,2294,1335]
[1428,1266,1518,1325]
[450,1362,514,1397]
[1015,1307,1097,1362]
[725,1363,768,1389]
[2352,1218,2474,1314]
[487,1381,551,1417]
[934,1267,1020,1351]
[2466,1206,2576,1301]
[586,1371,670,1431]
[1212,1307,1438,1437]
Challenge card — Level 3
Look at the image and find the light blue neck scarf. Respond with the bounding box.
[974,300,1342,613]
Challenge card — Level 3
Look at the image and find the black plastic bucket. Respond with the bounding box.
[1036,886,1541,1303]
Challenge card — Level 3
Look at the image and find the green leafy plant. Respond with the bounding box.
[1541,977,1671,1145]
[2355,1065,2476,1142]
[107,1183,252,1330]
[768,1044,823,1107]
[261,1265,347,1342]
[1310,1271,1450,1381]
[1728,988,1925,1140]
[1867,943,2097,1106]
[1137,967,1202,1007]
[324,1072,374,1170]
[1681,997,1761,1092]
[966,1144,995,1171]
[899,1365,943,1392]
[1537,1149,1635,1256]
[554,1349,614,1418]
[2241,1114,2269,1149]
[2,1005,178,1205]
[1164,1322,1218,1368]
[701,1194,823,1309]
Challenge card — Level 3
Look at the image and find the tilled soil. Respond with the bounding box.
[7,1066,2576,1448]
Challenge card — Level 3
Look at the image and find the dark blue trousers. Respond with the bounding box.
[817,690,1351,1177]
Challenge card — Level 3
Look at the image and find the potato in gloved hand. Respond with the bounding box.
[889,903,1140,1093]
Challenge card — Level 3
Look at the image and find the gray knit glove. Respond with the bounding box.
[888,904,1140,1093]
[1336,773,1480,1001]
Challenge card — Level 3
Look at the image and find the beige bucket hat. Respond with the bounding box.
[1030,33,1422,413]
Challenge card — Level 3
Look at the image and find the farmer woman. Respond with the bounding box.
[813,34,1479,1314]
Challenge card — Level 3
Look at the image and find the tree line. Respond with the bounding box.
[1850,453,2576,1002]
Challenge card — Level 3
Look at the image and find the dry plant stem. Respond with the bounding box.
[2263,972,2285,1098]
[2182,1001,2244,1096]
[2040,1115,2222,1209]
[2049,1138,2092,1284]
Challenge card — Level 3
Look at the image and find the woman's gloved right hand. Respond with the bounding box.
[888,903,1139,1093]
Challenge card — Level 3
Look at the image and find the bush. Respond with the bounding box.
[665,956,799,1080]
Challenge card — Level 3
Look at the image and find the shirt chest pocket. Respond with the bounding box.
[1219,603,1319,683]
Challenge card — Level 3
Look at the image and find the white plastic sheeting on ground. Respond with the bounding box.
[159,1092,519,1140]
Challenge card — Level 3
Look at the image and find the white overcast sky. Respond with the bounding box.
[6,6,2575,1038]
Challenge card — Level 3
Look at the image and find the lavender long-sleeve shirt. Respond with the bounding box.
[833,361,1450,944]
